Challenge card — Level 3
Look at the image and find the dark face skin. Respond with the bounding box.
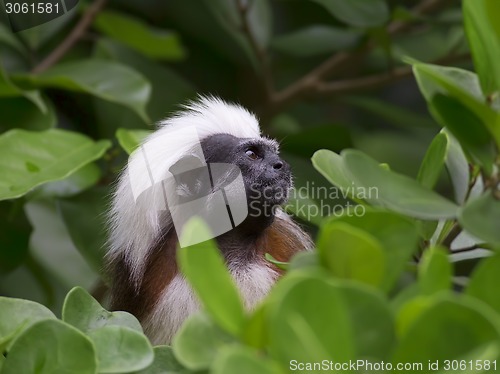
[200,133,291,235]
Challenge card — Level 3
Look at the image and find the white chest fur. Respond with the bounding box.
[143,262,278,345]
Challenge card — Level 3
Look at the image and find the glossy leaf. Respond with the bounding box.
[418,246,452,296]
[312,149,357,199]
[0,23,27,57]
[417,132,448,189]
[116,128,152,155]
[58,187,109,272]
[311,0,389,28]
[212,346,283,374]
[133,346,185,374]
[2,320,97,374]
[0,296,55,351]
[94,11,186,61]
[177,218,246,336]
[463,0,500,95]
[444,130,470,204]
[268,275,354,366]
[0,64,46,112]
[342,149,458,219]
[17,6,78,50]
[62,286,143,333]
[14,60,152,122]
[412,63,499,164]
[93,39,195,137]
[393,295,500,364]
[172,312,234,371]
[317,221,385,287]
[272,26,362,57]
[0,96,56,132]
[459,192,500,244]
[32,163,101,199]
[466,254,500,314]
[334,211,419,292]
[89,325,154,373]
[337,282,395,360]
[0,129,111,200]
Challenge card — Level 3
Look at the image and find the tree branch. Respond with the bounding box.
[313,52,470,96]
[32,0,107,74]
[264,0,454,115]
[236,0,274,101]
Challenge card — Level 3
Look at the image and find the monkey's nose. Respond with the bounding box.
[273,161,283,170]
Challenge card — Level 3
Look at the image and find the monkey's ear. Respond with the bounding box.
[169,155,211,197]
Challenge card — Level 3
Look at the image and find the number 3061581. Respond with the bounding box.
[5,2,60,14]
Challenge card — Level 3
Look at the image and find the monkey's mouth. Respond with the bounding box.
[248,178,291,206]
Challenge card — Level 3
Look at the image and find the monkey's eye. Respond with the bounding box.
[245,148,259,160]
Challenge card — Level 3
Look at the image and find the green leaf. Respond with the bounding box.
[311,0,389,28]
[333,211,419,292]
[58,187,109,272]
[268,275,354,366]
[418,246,452,296]
[116,128,152,155]
[318,221,385,287]
[264,253,288,271]
[2,320,97,374]
[0,23,28,58]
[132,346,186,374]
[62,286,143,333]
[393,295,500,364]
[342,149,458,219]
[0,96,56,132]
[312,149,358,199]
[177,218,246,336]
[417,132,448,189]
[94,11,186,61]
[242,302,269,349]
[345,96,436,129]
[0,64,46,113]
[459,192,500,245]
[16,6,78,50]
[0,129,111,200]
[288,251,319,272]
[14,60,152,123]
[444,130,470,203]
[200,0,264,69]
[466,254,500,315]
[0,296,55,351]
[337,282,395,360]
[93,39,195,137]
[212,346,283,374]
[89,326,154,373]
[272,26,362,57]
[0,201,31,274]
[31,163,101,199]
[412,63,499,164]
[463,0,500,95]
[172,313,234,371]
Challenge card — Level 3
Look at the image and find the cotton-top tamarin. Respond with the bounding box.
[107,97,312,344]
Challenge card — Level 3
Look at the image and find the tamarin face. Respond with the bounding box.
[199,133,291,208]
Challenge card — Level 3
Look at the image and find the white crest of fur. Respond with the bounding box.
[107,97,263,285]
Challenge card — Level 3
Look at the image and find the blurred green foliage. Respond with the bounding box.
[1,0,500,373]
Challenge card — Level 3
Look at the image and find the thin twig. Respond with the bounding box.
[452,243,491,254]
[32,0,107,74]
[236,0,275,101]
[313,52,470,96]
[441,222,462,249]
